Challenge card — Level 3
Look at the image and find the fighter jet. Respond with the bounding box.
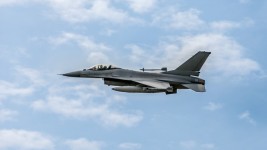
[62,51,211,94]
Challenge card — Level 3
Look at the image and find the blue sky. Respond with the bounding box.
[0,0,267,150]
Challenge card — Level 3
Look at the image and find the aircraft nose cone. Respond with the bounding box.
[62,71,81,77]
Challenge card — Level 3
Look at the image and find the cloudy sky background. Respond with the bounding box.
[0,0,267,149]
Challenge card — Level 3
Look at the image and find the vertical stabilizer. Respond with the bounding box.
[164,51,211,76]
[176,51,211,71]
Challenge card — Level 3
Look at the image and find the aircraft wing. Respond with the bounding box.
[133,80,171,89]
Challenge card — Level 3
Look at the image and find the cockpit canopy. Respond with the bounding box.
[84,64,121,71]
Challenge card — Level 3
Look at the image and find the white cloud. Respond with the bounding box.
[126,44,161,68]
[101,28,117,36]
[179,140,216,150]
[0,80,34,100]
[46,0,139,23]
[0,66,46,101]
[0,0,29,6]
[152,7,254,33]
[15,66,45,86]
[203,102,223,111]
[50,32,111,65]
[0,47,30,64]
[201,143,215,149]
[87,52,110,65]
[50,32,110,51]
[239,0,251,4]
[239,111,256,125]
[65,138,103,150]
[0,109,18,122]
[132,33,261,79]
[31,83,143,127]
[153,8,205,30]
[0,0,140,23]
[126,45,146,63]
[119,142,142,150]
[176,34,261,77]
[210,19,254,31]
[0,129,54,150]
[32,96,142,127]
[179,140,197,149]
[170,9,204,30]
[149,8,260,79]
[210,21,240,31]
[125,0,156,13]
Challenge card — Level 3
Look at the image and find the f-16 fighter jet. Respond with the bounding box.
[62,51,211,94]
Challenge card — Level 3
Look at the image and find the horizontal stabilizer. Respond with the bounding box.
[182,84,206,92]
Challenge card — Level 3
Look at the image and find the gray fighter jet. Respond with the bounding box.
[62,51,211,94]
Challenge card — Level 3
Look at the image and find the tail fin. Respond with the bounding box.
[164,51,211,76]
